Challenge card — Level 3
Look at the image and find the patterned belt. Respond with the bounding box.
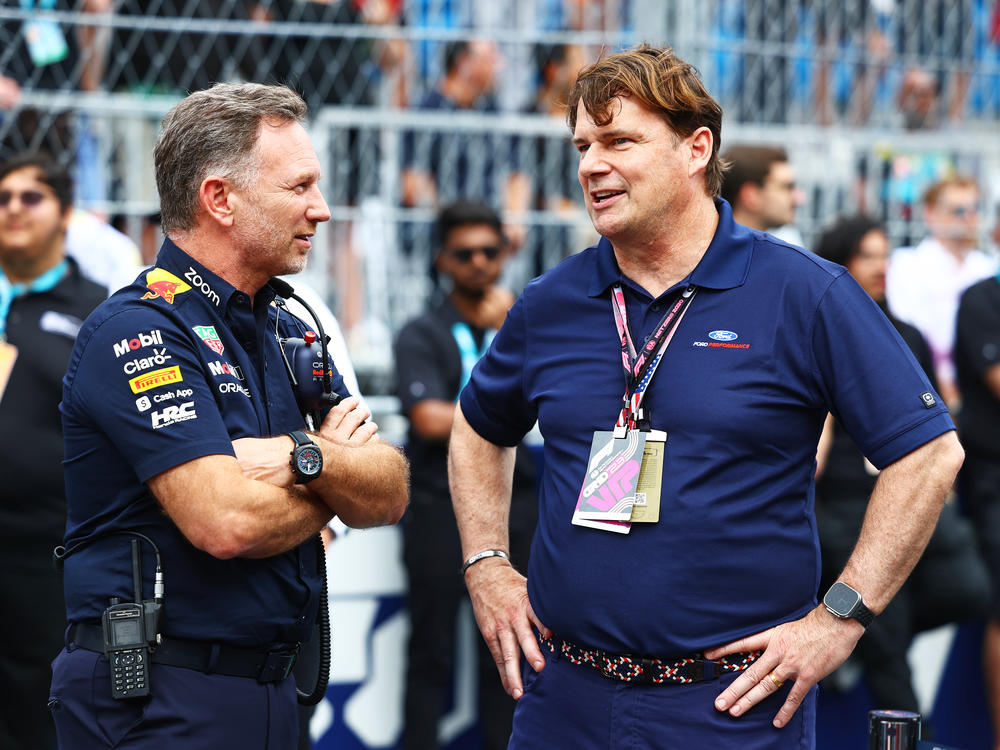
[539,633,761,686]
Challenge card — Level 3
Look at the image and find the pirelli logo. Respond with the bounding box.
[129,366,183,394]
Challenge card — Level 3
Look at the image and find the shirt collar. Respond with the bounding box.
[588,198,753,297]
[152,238,276,309]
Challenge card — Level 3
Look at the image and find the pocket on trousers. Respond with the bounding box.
[520,653,545,696]
[91,654,151,745]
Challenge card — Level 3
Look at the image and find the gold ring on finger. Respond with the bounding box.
[767,672,783,688]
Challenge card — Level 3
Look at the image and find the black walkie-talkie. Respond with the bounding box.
[101,539,151,699]
[102,600,150,699]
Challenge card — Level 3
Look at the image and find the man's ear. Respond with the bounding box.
[687,126,713,178]
[199,176,234,227]
[59,204,74,236]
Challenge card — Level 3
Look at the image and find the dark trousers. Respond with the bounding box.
[819,501,990,711]
[49,644,298,749]
[962,452,1000,618]
[0,533,66,750]
[509,649,815,749]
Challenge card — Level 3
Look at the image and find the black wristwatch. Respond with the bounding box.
[288,431,323,484]
[823,581,875,629]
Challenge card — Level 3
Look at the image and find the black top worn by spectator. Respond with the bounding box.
[0,257,104,538]
[955,275,1000,460]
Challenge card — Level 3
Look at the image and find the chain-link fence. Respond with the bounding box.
[2,1,999,384]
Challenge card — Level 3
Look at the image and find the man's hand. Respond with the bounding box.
[232,435,298,488]
[232,397,377,486]
[706,605,863,727]
[319,396,379,445]
[468,286,515,331]
[464,558,551,700]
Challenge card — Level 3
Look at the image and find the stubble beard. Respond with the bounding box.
[233,199,307,278]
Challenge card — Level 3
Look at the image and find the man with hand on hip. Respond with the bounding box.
[448,45,962,749]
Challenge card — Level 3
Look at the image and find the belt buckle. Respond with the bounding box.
[637,657,657,686]
[257,644,300,683]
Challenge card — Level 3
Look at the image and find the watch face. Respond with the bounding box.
[295,446,322,476]
[824,582,861,616]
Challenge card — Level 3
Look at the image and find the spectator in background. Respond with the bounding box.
[955,263,1000,750]
[898,66,942,130]
[402,39,504,208]
[0,151,106,750]
[719,144,805,244]
[0,0,112,201]
[394,200,536,750]
[64,207,142,294]
[401,39,527,250]
[510,42,590,279]
[886,176,998,407]
[814,215,989,723]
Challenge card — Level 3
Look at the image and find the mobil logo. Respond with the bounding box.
[708,330,739,342]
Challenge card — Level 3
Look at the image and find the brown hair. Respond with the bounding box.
[566,43,726,196]
[719,144,789,207]
[154,82,307,233]
[922,175,979,209]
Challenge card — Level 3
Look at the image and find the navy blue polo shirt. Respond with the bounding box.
[460,199,954,658]
[60,239,347,647]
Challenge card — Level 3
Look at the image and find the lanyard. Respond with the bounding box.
[611,283,697,428]
[0,258,69,341]
[451,321,495,395]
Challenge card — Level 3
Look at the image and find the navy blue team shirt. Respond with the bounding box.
[460,199,955,658]
[60,239,347,647]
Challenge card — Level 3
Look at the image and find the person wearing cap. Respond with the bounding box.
[448,44,963,748]
[0,151,105,750]
[49,83,408,748]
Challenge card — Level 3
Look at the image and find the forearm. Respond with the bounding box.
[149,455,333,560]
[308,437,410,528]
[448,403,517,561]
[836,430,964,612]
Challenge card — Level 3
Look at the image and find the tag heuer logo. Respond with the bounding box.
[193,325,224,355]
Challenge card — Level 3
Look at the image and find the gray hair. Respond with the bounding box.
[154,82,308,233]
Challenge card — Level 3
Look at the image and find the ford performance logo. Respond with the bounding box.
[708,330,738,341]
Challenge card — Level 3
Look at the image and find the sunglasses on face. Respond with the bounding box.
[446,245,502,263]
[0,189,47,209]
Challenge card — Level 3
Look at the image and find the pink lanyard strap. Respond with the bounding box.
[611,284,697,428]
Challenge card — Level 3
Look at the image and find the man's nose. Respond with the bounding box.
[309,186,331,223]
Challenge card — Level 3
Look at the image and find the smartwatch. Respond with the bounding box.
[288,431,323,484]
[823,581,875,629]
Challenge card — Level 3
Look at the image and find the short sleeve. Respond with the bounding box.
[811,273,954,469]
[395,319,455,413]
[63,306,235,482]
[459,294,537,446]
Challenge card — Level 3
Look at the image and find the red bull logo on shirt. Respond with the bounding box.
[141,269,192,304]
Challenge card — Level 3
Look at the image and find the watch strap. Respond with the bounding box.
[288,430,312,448]
[850,601,875,629]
